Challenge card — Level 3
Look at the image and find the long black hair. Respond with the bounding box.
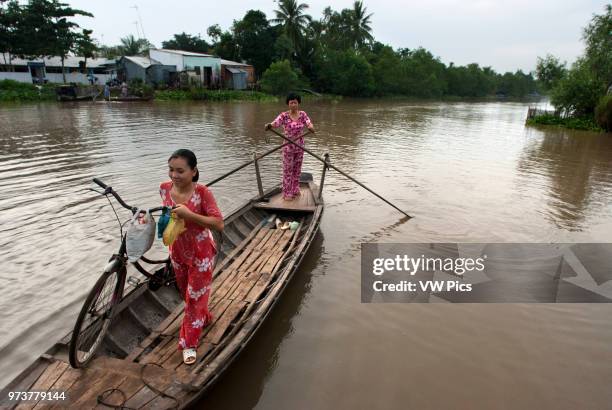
[168,149,199,182]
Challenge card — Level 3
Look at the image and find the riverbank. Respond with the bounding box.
[0,80,56,102]
[526,113,604,132]
[0,82,338,104]
[1,80,540,105]
[154,88,276,102]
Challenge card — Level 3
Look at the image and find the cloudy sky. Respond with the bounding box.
[66,0,609,73]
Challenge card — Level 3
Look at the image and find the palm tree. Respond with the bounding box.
[350,1,373,50]
[119,34,152,56]
[271,0,311,52]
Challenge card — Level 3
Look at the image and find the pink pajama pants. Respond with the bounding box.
[282,148,304,198]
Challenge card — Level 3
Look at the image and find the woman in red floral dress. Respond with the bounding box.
[160,149,224,365]
[265,92,315,201]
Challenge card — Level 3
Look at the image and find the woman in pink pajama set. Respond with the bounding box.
[266,93,316,201]
[160,149,224,365]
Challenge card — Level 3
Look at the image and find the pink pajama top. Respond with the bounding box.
[272,111,312,153]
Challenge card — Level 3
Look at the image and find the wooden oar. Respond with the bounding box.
[267,128,413,219]
[205,143,286,187]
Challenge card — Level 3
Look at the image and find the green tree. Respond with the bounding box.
[536,54,567,92]
[271,0,311,56]
[162,32,210,53]
[314,49,374,96]
[273,32,295,61]
[551,59,604,116]
[583,4,611,91]
[348,1,373,50]
[595,94,612,131]
[320,8,353,50]
[213,31,239,61]
[0,0,23,70]
[233,10,276,77]
[206,24,222,43]
[259,59,301,95]
[547,5,610,118]
[19,0,94,82]
[98,44,121,59]
[75,29,97,68]
[119,34,153,56]
[398,48,448,97]
[370,44,402,95]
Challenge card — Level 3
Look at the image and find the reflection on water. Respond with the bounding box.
[0,100,611,408]
[518,127,612,231]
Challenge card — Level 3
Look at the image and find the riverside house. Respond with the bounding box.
[116,56,177,86]
[149,49,254,89]
[0,53,115,84]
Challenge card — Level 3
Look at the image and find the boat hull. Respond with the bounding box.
[0,175,323,409]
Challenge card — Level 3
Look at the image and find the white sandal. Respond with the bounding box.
[183,348,196,365]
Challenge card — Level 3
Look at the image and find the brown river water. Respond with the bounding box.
[0,100,611,409]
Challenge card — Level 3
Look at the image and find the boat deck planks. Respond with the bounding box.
[254,184,316,212]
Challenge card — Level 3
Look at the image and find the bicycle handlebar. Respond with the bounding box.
[93,178,108,190]
[93,178,168,214]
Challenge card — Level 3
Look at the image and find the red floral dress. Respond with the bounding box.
[159,181,223,350]
[271,111,312,198]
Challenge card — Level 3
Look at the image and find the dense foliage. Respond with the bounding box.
[259,60,303,95]
[0,0,94,82]
[535,5,611,130]
[201,1,539,98]
[595,95,612,132]
[0,0,539,98]
[161,33,209,54]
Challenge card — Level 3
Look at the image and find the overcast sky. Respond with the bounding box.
[65,0,609,73]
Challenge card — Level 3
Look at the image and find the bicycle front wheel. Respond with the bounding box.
[68,265,124,368]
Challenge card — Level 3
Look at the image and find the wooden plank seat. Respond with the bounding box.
[254,183,316,212]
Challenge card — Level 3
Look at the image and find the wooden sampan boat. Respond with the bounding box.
[1,152,325,409]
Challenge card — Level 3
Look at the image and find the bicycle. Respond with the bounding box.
[68,178,175,369]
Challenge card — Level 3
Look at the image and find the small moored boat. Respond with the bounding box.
[56,84,100,102]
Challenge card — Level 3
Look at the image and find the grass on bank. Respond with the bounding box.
[155,88,277,102]
[0,79,56,102]
[526,113,604,132]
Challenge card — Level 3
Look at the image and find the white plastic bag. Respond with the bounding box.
[126,209,155,262]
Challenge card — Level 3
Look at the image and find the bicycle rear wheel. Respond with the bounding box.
[68,264,125,368]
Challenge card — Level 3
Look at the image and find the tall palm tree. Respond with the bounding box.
[271,0,311,52]
[350,1,373,50]
[119,34,151,56]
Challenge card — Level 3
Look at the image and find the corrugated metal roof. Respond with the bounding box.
[123,56,153,68]
[152,49,213,57]
[220,59,250,67]
[226,67,247,74]
[1,53,114,68]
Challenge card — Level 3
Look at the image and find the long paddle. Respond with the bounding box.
[267,127,413,219]
[205,143,286,187]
